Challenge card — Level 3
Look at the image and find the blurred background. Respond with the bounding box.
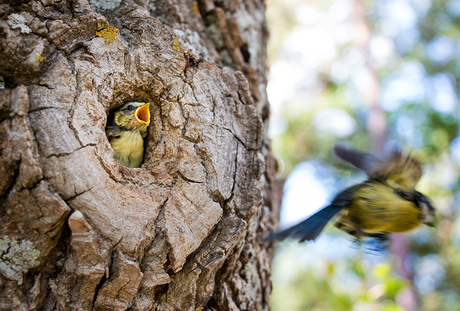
[266,0,460,310]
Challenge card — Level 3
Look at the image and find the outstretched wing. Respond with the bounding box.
[334,143,423,191]
[267,188,354,242]
[371,152,423,192]
[333,144,381,175]
[267,205,343,242]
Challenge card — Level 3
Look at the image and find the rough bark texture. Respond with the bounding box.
[0,0,277,310]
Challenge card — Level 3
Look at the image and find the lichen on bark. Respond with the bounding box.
[0,237,41,285]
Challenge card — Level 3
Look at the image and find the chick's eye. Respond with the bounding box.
[127,105,134,111]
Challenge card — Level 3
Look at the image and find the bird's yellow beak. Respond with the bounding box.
[135,103,150,125]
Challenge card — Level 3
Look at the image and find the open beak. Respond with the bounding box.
[135,103,150,125]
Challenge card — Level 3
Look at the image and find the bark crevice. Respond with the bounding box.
[0,0,277,310]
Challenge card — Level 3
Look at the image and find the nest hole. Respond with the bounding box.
[105,94,155,168]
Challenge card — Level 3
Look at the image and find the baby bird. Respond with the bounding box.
[106,102,150,168]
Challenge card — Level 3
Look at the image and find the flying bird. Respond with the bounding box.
[268,144,436,242]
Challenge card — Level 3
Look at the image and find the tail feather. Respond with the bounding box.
[267,205,342,242]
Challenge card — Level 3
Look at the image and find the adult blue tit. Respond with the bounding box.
[268,144,436,242]
[106,102,150,168]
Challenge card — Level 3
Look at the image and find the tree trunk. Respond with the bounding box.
[0,0,277,310]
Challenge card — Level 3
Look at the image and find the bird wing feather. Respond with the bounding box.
[106,125,121,139]
[267,205,343,242]
[267,188,353,242]
[333,144,381,175]
[334,144,423,191]
[370,152,423,192]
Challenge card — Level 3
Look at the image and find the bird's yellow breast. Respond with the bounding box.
[109,130,145,168]
[340,183,422,234]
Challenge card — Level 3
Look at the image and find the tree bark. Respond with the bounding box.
[0,0,277,310]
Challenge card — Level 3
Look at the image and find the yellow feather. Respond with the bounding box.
[110,130,145,168]
[339,183,422,234]
[371,152,423,192]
